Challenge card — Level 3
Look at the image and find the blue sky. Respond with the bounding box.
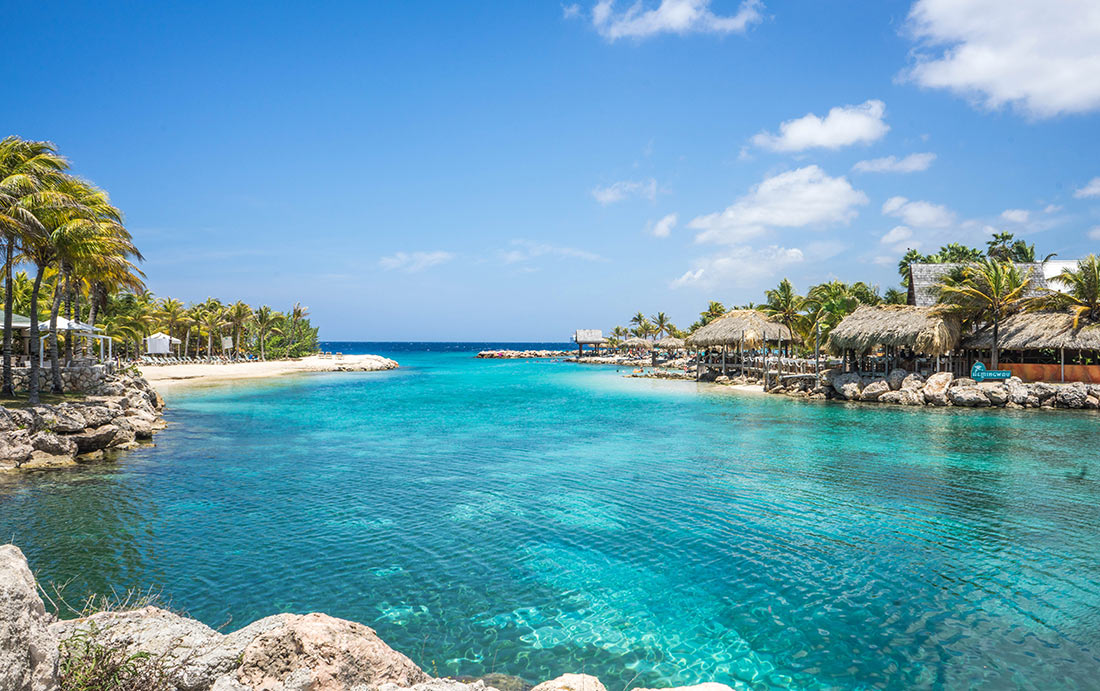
[5,1,1100,340]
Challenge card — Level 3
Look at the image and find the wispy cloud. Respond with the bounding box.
[591,178,657,205]
[648,213,678,238]
[499,239,606,264]
[853,152,936,173]
[881,196,955,228]
[751,100,889,152]
[583,0,763,41]
[1000,208,1030,223]
[671,245,804,289]
[378,251,454,273]
[1075,177,1100,199]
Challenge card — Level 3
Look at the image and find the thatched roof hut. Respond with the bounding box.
[907,262,1049,307]
[961,312,1100,351]
[620,337,653,350]
[655,337,685,350]
[827,305,961,356]
[686,310,792,348]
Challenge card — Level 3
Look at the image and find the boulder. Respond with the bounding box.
[879,389,923,405]
[922,372,954,406]
[381,681,501,691]
[29,432,77,458]
[70,424,120,453]
[831,372,863,400]
[1056,383,1089,409]
[231,612,430,691]
[531,675,607,691]
[1030,382,1057,402]
[951,377,977,388]
[901,373,925,390]
[108,418,137,448]
[886,368,908,391]
[979,382,1009,406]
[1006,378,1030,406]
[0,545,59,691]
[0,431,34,467]
[124,414,155,440]
[949,386,990,407]
[819,368,844,387]
[1086,395,1099,410]
[0,407,17,432]
[860,380,890,402]
[75,404,115,428]
[52,405,87,433]
[714,375,729,384]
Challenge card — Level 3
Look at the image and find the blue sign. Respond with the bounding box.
[971,361,1011,382]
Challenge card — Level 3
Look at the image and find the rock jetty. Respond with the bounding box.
[0,371,167,470]
[764,367,1100,410]
[1,544,735,691]
[476,350,569,359]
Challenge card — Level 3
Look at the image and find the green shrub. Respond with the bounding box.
[58,624,176,691]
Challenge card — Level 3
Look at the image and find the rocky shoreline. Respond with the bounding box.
[0,371,167,470]
[476,350,570,359]
[1,545,729,691]
[753,367,1100,410]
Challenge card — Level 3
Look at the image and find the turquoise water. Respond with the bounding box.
[2,343,1099,689]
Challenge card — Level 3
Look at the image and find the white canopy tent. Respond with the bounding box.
[144,332,181,355]
[38,318,112,365]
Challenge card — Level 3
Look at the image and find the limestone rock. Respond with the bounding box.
[1086,395,1099,410]
[381,680,502,691]
[819,368,843,387]
[70,424,120,453]
[1056,382,1089,409]
[53,405,87,433]
[108,418,137,448]
[0,430,34,467]
[860,380,890,401]
[29,432,77,458]
[1031,382,1057,402]
[951,377,977,388]
[531,675,607,691]
[831,372,863,400]
[1006,378,1030,406]
[75,404,116,428]
[231,612,430,691]
[886,368,908,391]
[979,382,1009,406]
[922,372,954,406]
[0,545,59,691]
[900,373,925,390]
[949,386,989,407]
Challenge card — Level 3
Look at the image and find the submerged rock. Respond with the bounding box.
[530,675,607,691]
[949,386,989,407]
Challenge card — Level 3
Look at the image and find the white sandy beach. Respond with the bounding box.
[138,354,398,388]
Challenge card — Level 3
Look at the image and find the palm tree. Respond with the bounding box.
[629,312,647,331]
[253,305,283,360]
[225,301,254,356]
[0,136,69,396]
[197,306,226,357]
[937,259,1034,368]
[804,281,862,338]
[883,287,907,305]
[156,298,187,354]
[650,312,671,339]
[1029,255,1100,327]
[763,279,803,336]
[897,248,930,284]
[288,302,308,354]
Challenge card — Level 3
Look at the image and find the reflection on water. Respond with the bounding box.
[1,346,1099,690]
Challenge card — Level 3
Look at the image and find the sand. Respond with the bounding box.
[138,354,398,389]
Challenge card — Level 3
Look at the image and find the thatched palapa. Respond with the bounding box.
[827,305,960,357]
[685,310,792,348]
[961,312,1100,351]
[655,337,685,350]
[620,337,653,350]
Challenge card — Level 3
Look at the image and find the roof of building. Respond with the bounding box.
[827,305,961,356]
[907,262,1051,307]
[685,310,792,348]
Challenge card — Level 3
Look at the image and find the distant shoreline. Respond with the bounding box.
[138,354,398,389]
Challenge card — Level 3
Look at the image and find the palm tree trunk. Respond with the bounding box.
[85,286,99,358]
[48,285,64,394]
[3,240,14,396]
[184,327,190,357]
[64,273,74,364]
[28,265,45,404]
[260,333,266,361]
[992,313,1000,370]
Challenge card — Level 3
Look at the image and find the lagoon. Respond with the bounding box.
[2,343,1098,689]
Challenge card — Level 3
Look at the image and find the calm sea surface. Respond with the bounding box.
[2,342,1099,689]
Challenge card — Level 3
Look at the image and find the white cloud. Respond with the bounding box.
[1000,208,1030,223]
[378,251,454,273]
[1075,177,1100,198]
[853,152,936,173]
[881,196,955,228]
[1089,226,1100,240]
[671,245,804,289]
[688,165,868,244]
[1045,204,1063,214]
[499,239,605,264]
[751,100,889,152]
[904,0,1100,118]
[881,225,913,246]
[590,0,763,40]
[591,178,657,205]
[649,213,678,238]
[563,3,581,19]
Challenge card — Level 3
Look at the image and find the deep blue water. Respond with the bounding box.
[2,342,1099,689]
